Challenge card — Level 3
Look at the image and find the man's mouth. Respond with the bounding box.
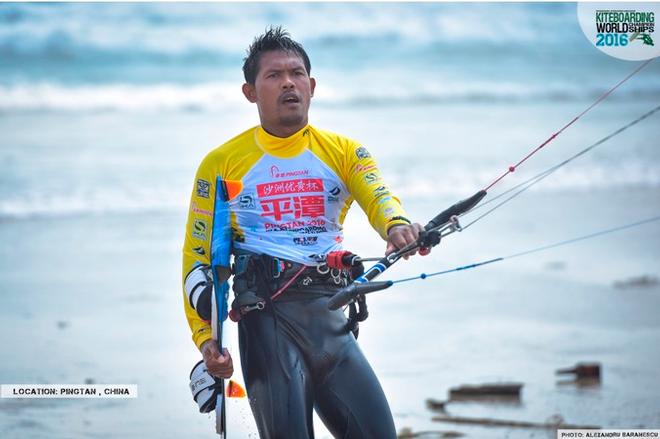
[281,93,300,104]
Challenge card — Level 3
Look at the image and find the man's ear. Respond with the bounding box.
[242,83,257,103]
[310,77,316,97]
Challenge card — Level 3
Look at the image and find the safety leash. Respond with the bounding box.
[390,214,660,285]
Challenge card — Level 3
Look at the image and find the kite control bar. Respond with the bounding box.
[328,190,487,310]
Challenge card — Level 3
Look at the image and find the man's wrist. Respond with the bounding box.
[200,339,216,355]
[389,216,411,225]
[387,216,412,235]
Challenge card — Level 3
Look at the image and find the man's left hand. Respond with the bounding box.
[385,223,431,259]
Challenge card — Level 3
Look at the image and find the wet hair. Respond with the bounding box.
[242,26,311,85]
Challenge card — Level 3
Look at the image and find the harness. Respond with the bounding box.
[229,250,368,338]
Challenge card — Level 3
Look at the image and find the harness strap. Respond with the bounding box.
[271,265,307,301]
[231,251,370,338]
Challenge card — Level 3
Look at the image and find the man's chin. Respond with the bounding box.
[278,114,306,128]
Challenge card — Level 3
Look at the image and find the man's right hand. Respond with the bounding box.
[201,339,234,379]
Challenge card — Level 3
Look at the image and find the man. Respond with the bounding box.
[183,26,428,438]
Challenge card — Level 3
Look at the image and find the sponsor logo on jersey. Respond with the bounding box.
[196,179,210,198]
[192,219,208,241]
[192,246,206,256]
[191,202,212,217]
[269,165,310,179]
[239,194,255,209]
[327,186,341,202]
[195,326,211,336]
[364,172,380,184]
[293,236,318,246]
[373,185,390,198]
[354,163,376,174]
[355,146,371,160]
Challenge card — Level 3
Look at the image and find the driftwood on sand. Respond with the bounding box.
[433,414,599,430]
[449,382,523,400]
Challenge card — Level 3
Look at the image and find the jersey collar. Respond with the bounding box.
[255,125,310,158]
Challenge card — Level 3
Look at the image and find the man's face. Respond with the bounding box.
[243,50,316,135]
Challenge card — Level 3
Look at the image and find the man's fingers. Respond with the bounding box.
[391,234,409,251]
[387,225,421,257]
[385,234,406,256]
[387,223,431,258]
[212,350,231,366]
[207,354,234,379]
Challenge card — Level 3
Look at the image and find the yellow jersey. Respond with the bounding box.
[182,124,410,349]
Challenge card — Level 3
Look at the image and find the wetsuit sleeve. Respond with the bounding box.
[182,155,217,351]
[343,142,411,240]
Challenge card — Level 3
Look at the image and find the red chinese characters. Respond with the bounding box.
[257,178,326,222]
[257,178,323,197]
[260,195,325,221]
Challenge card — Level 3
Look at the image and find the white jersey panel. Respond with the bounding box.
[230,149,350,265]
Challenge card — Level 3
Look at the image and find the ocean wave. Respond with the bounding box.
[392,161,660,200]
[0,3,575,60]
[2,81,659,113]
[0,187,189,220]
[0,82,244,112]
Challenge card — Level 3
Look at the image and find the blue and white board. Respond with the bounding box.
[209,178,257,437]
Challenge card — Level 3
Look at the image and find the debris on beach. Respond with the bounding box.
[556,362,601,380]
[613,275,658,289]
[425,398,448,412]
[398,427,464,438]
[433,413,599,430]
[448,382,523,401]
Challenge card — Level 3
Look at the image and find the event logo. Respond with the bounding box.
[578,2,660,60]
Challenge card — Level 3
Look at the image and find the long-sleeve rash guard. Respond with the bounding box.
[182,124,410,349]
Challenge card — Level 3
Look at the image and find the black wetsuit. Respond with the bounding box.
[234,257,397,439]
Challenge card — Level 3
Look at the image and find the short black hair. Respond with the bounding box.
[242,26,311,85]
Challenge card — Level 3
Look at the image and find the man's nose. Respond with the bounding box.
[281,73,295,89]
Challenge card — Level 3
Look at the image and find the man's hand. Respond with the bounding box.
[201,339,234,379]
[385,223,431,259]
